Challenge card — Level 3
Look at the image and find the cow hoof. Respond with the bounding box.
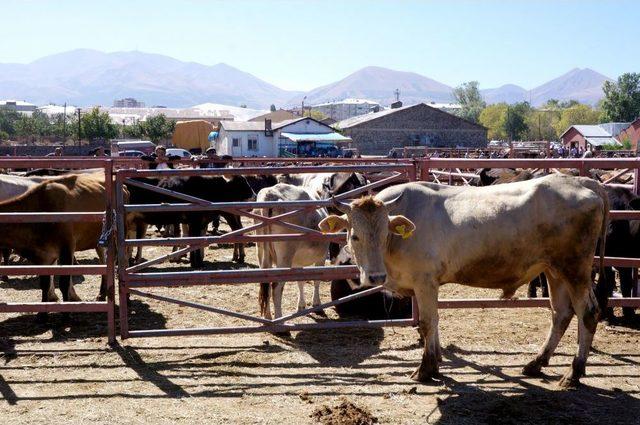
[35,312,49,323]
[69,294,82,302]
[96,294,106,302]
[558,372,580,389]
[522,360,545,377]
[410,367,439,383]
[48,294,60,303]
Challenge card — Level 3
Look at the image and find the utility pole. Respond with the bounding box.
[76,108,81,148]
[62,102,67,146]
[301,96,307,117]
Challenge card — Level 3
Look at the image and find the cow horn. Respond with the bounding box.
[331,196,351,215]
[383,192,404,210]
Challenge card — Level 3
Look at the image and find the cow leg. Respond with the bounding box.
[59,248,81,302]
[312,281,321,308]
[618,267,636,320]
[527,278,538,298]
[559,280,599,388]
[411,282,440,382]
[523,277,573,377]
[96,247,107,301]
[540,273,549,298]
[224,213,245,264]
[272,282,285,319]
[296,282,306,311]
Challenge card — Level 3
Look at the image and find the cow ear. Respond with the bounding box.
[388,215,416,239]
[319,215,349,233]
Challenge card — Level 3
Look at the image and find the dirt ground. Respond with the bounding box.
[1,223,639,424]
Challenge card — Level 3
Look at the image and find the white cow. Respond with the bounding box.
[320,174,608,388]
[255,183,329,320]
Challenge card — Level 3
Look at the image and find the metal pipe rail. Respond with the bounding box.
[0,157,116,344]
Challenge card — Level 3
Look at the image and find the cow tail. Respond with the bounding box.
[258,207,273,317]
[594,185,610,315]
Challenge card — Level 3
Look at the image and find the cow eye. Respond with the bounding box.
[351,234,359,242]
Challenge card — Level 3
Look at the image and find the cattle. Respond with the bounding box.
[278,172,368,213]
[319,174,608,388]
[0,173,119,314]
[127,175,255,267]
[330,245,412,319]
[598,186,640,322]
[255,183,328,320]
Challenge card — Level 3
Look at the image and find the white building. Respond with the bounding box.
[0,100,37,115]
[217,117,351,157]
[311,98,381,121]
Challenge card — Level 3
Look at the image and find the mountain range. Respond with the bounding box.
[0,49,614,109]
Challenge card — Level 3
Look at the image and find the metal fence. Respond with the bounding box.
[1,156,639,344]
[0,158,116,343]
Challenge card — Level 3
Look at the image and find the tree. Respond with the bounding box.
[479,103,508,140]
[554,104,601,136]
[525,109,561,141]
[504,102,530,140]
[601,72,640,122]
[453,81,486,123]
[143,114,174,143]
[80,107,118,141]
[122,121,145,139]
[308,109,329,121]
[270,104,277,112]
[0,109,20,137]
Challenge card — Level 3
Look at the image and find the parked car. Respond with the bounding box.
[114,140,156,154]
[166,148,192,158]
[119,150,145,157]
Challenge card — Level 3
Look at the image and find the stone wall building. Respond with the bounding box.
[335,103,487,155]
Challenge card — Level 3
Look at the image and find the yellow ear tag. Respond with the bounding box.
[395,224,413,239]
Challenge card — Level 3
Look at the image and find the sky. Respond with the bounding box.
[1,0,638,91]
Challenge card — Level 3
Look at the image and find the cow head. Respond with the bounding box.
[224,175,256,201]
[319,194,415,287]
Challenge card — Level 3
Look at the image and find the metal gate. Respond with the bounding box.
[114,163,419,339]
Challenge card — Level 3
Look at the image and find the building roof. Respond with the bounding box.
[0,100,35,107]
[570,125,611,138]
[220,121,266,131]
[313,98,380,107]
[249,109,297,123]
[598,122,632,138]
[335,102,486,130]
[585,137,621,147]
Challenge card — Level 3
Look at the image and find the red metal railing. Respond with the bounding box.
[0,158,116,344]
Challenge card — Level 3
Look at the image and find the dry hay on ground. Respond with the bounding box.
[0,221,638,424]
[311,397,378,425]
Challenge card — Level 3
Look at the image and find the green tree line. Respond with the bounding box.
[0,107,174,143]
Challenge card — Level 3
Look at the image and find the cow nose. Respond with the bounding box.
[368,273,387,285]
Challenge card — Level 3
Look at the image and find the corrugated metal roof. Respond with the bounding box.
[336,104,418,129]
[220,121,265,131]
[598,122,631,138]
[280,132,351,142]
[585,137,620,147]
[572,125,611,137]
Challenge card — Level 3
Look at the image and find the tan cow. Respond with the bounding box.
[255,183,328,320]
[0,173,123,311]
[319,174,608,388]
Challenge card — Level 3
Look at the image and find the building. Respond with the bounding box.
[249,109,297,123]
[217,117,351,157]
[0,100,37,115]
[560,124,627,150]
[311,98,381,121]
[336,103,487,155]
[617,117,640,151]
[113,98,146,108]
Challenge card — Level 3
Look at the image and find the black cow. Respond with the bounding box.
[127,175,254,267]
[329,245,412,319]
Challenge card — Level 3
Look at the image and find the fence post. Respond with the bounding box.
[419,158,430,181]
[103,159,116,345]
[634,161,640,297]
[115,173,130,339]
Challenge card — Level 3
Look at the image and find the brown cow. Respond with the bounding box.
[320,174,608,388]
[0,173,120,313]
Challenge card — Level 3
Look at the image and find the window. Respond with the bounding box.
[248,137,258,151]
[232,138,240,147]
